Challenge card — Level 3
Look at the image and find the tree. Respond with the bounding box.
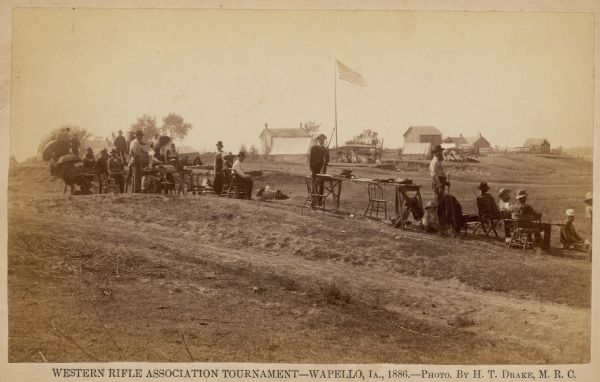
[130,114,158,139]
[37,125,92,157]
[300,121,321,137]
[248,145,259,156]
[160,113,193,140]
[345,129,380,146]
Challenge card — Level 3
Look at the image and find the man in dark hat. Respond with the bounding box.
[309,134,329,196]
[114,130,128,163]
[515,189,551,251]
[232,150,253,199]
[213,141,225,195]
[476,181,500,217]
[429,144,447,203]
[82,147,96,170]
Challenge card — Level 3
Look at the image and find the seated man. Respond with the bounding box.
[498,188,513,238]
[96,148,110,193]
[560,209,589,250]
[422,201,439,233]
[108,148,125,193]
[476,182,500,217]
[82,147,96,171]
[515,189,551,251]
[231,151,253,199]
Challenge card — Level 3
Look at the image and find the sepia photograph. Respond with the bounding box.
[1,0,598,380]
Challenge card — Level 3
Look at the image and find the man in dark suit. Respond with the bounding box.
[309,134,329,195]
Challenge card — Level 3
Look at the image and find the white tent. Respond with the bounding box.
[268,137,312,155]
[402,142,432,159]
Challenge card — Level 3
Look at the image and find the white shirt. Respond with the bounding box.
[429,157,445,187]
[498,200,513,212]
[232,159,248,178]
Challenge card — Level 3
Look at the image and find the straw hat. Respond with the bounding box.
[498,188,511,197]
[515,189,527,199]
[566,209,575,217]
[425,201,437,209]
[585,192,592,202]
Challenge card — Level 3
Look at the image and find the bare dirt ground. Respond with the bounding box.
[7,154,592,363]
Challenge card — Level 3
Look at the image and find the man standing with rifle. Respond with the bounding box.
[309,134,330,197]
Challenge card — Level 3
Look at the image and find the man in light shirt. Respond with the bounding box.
[129,130,150,193]
[232,151,253,199]
[498,188,513,214]
[429,145,447,204]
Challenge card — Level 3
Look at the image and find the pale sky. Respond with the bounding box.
[10,8,594,160]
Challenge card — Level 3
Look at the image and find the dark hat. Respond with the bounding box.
[316,134,327,140]
[216,141,223,147]
[118,130,123,134]
[224,152,235,160]
[238,150,247,157]
[432,144,443,153]
[110,148,117,154]
[135,129,144,136]
[477,182,489,192]
[86,147,93,152]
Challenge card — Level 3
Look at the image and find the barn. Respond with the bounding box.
[403,126,443,146]
[259,124,312,155]
[464,135,491,154]
[523,138,551,154]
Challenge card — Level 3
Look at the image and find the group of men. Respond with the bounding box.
[213,141,253,199]
[430,144,590,251]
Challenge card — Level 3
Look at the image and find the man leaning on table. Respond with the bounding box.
[309,134,329,196]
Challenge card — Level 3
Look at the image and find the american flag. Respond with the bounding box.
[336,60,366,87]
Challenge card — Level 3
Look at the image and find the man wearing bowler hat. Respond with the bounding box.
[213,141,225,195]
[309,134,330,196]
[430,144,447,204]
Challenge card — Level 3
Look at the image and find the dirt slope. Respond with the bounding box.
[7,159,592,363]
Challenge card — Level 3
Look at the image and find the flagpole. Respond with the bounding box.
[334,58,339,162]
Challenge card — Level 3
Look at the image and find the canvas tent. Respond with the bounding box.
[402,142,432,159]
[259,125,312,155]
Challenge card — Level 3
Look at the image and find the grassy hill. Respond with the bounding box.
[6,154,593,363]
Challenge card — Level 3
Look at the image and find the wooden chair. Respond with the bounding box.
[301,176,325,214]
[471,197,501,237]
[507,219,541,252]
[229,170,247,199]
[219,169,233,197]
[364,183,387,219]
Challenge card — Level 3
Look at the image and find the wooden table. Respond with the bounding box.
[314,174,344,210]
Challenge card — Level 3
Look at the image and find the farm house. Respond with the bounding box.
[403,126,443,146]
[523,138,551,154]
[259,124,312,155]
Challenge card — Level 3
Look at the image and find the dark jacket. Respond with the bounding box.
[309,145,329,174]
[560,221,583,245]
[114,135,128,152]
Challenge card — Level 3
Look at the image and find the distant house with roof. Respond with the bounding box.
[403,126,443,146]
[259,124,312,155]
[442,134,468,146]
[443,133,491,154]
[523,138,551,154]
